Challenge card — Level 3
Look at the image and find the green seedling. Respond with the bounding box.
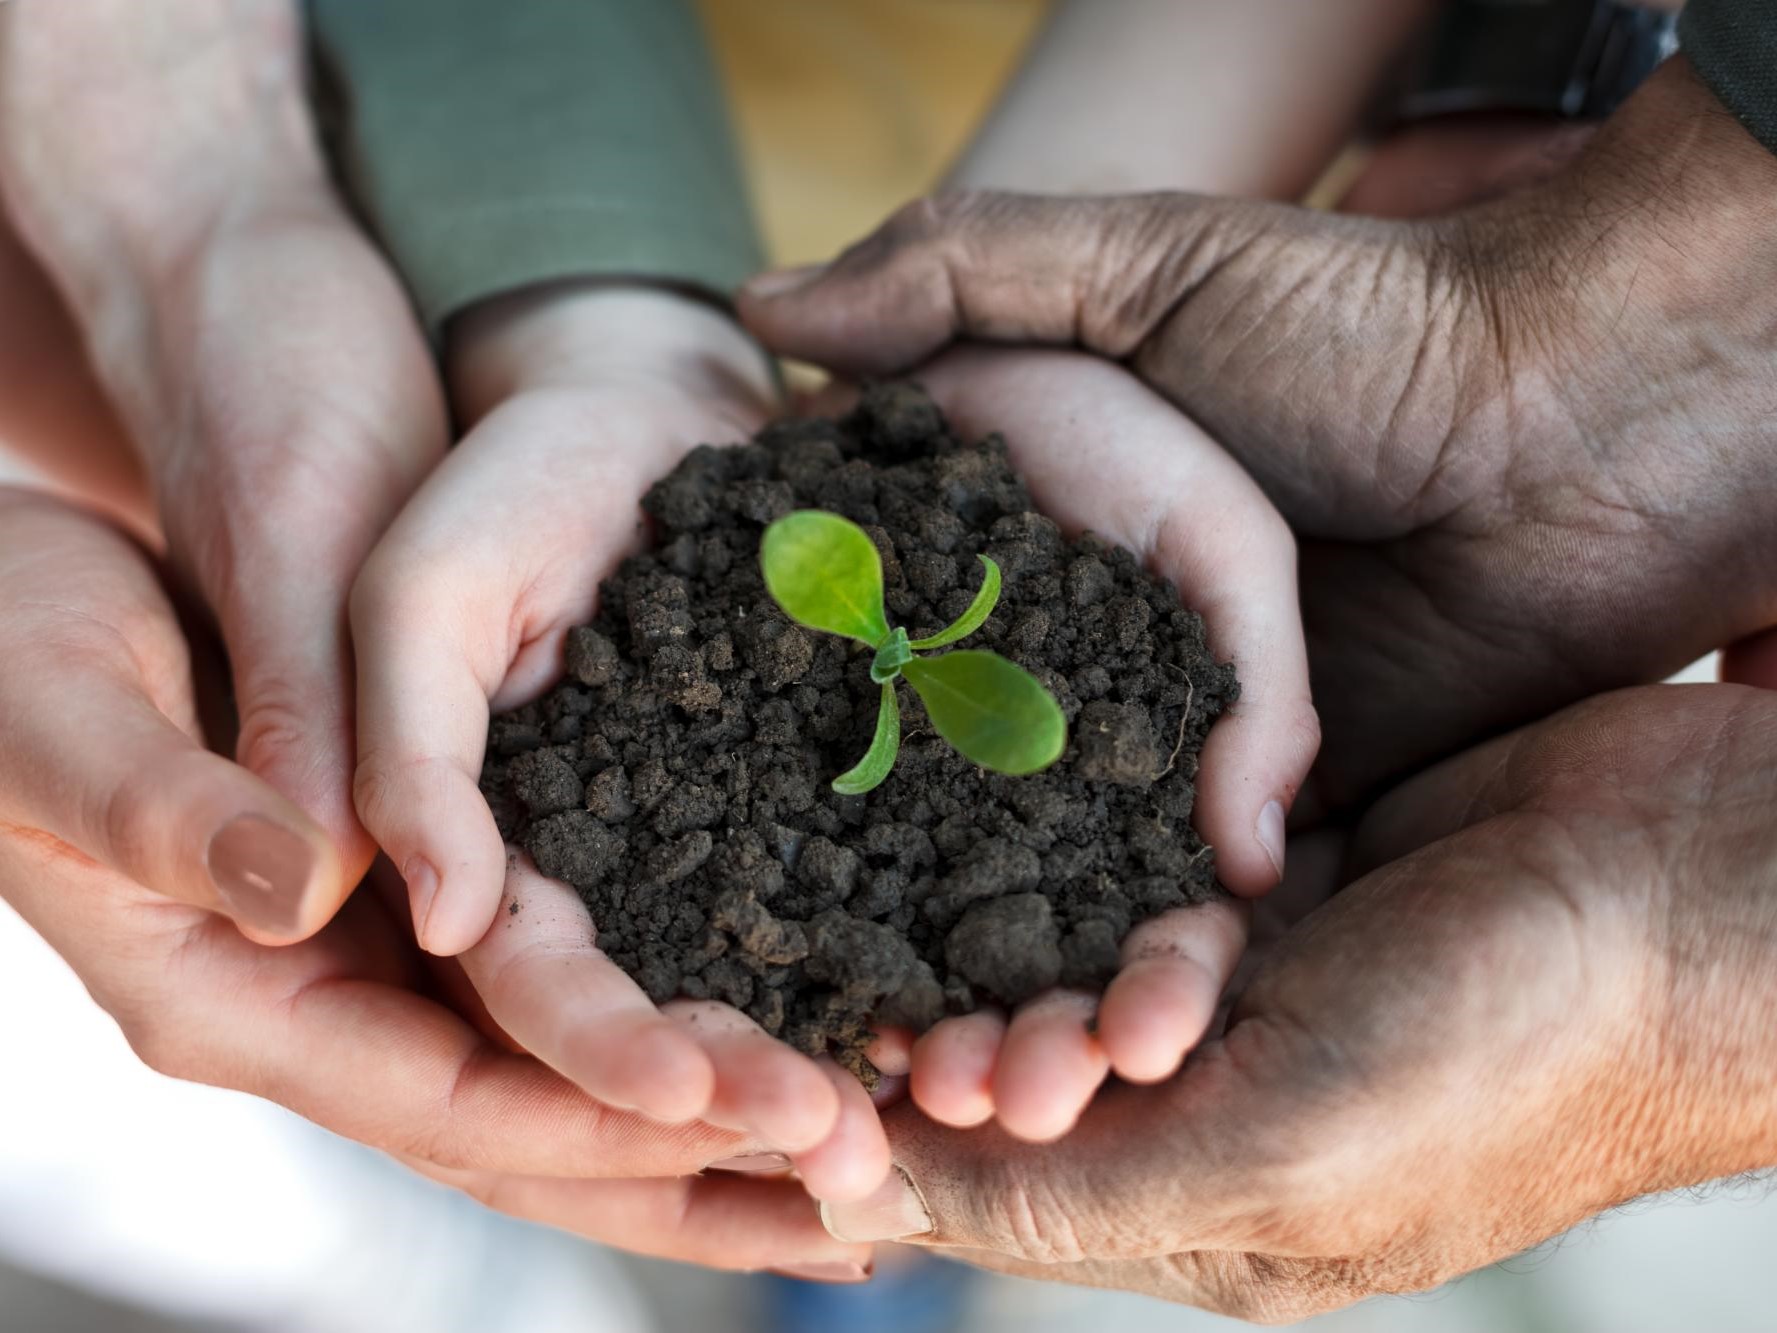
[760,509,1067,794]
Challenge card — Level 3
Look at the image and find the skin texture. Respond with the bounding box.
[741,53,1777,1310]
[0,488,876,1276]
[741,57,1777,822]
[0,0,886,1271]
[0,0,445,933]
[347,279,895,1198]
[817,683,1777,1321]
[889,351,1298,1142]
[859,0,1422,1140]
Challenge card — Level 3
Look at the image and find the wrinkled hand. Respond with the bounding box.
[742,56,1777,815]
[819,683,1777,1320]
[0,1,446,926]
[347,283,891,1202]
[0,487,875,1278]
[862,347,1308,1142]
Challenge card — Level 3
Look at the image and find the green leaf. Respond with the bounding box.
[908,555,1002,650]
[833,682,902,795]
[901,650,1067,776]
[760,511,890,647]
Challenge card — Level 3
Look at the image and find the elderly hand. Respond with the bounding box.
[816,683,1777,1320]
[0,0,446,924]
[741,56,1777,816]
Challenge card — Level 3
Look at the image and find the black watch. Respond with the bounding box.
[1397,0,1679,122]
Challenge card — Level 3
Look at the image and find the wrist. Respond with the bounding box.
[445,281,779,427]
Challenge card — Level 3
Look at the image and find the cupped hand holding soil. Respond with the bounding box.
[485,360,1314,1144]
[348,282,894,1204]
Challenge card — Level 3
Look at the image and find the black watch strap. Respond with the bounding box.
[1399,0,1679,121]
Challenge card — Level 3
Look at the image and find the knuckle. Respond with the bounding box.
[1286,698,1324,778]
[351,750,457,840]
[234,679,329,779]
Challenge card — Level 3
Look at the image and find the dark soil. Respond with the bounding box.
[482,384,1238,1077]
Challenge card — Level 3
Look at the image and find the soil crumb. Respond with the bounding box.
[482,384,1238,1078]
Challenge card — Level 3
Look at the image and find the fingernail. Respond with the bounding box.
[705,1153,792,1173]
[743,263,827,300]
[772,1260,871,1285]
[404,856,441,948]
[206,814,316,933]
[819,1165,933,1243]
[1256,799,1287,882]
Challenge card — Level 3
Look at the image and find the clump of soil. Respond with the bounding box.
[482,384,1238,1076]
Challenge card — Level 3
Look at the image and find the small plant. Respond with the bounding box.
[760,509,1067,794]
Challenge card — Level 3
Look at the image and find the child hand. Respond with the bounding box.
[885,346,1316,1142]
[348,283,890,1200]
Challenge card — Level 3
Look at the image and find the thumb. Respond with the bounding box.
[0,494,343,940]
[817,1070,1261,1261]
[738,189,1371,377]
[738,193,1462,529]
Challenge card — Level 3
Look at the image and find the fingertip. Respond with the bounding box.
[627,1028,719,1124]
[796,1061,893,1204]
[759,1063,844,1155]
[909,1013,1003,1128]
[1195,698,1319,897]
[1097,957,1215,1084]
[204,801,344,943]
[992,995,1108,1144]
[864,1025,914,1078]
[414,852,503,956]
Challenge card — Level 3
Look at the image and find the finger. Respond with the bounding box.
[738,189,1299,378]
[156,226,447,896]
[791,1059,894,1203]
[0,492,342,940]
[409,1162,872,1279]
[0,833,753,1181]
[864,1025,914,1077]
[665,999,842,1155]
[349,520,518,957]
[1097,898,1248,1084]
[991,990,1109,1143]
[821,1043,1281,1254]
[349,406,669,956]
[457,855,715,1123]
[909,1009,1006,1128]
[918,349,1318,893]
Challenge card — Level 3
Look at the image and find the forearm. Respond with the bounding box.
[0,1,332,446]
[950,0,1435,199]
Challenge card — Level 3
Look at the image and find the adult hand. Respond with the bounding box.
[0,0,447,925]
[873,346,1303,1142]
[0,486,875,1282]
[741,56,1777,814]
[348,282,891,1202]
[817,683,1777,1319]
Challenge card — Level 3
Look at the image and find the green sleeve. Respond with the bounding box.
[307,0,763,334]
[1680,0,1777,156]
